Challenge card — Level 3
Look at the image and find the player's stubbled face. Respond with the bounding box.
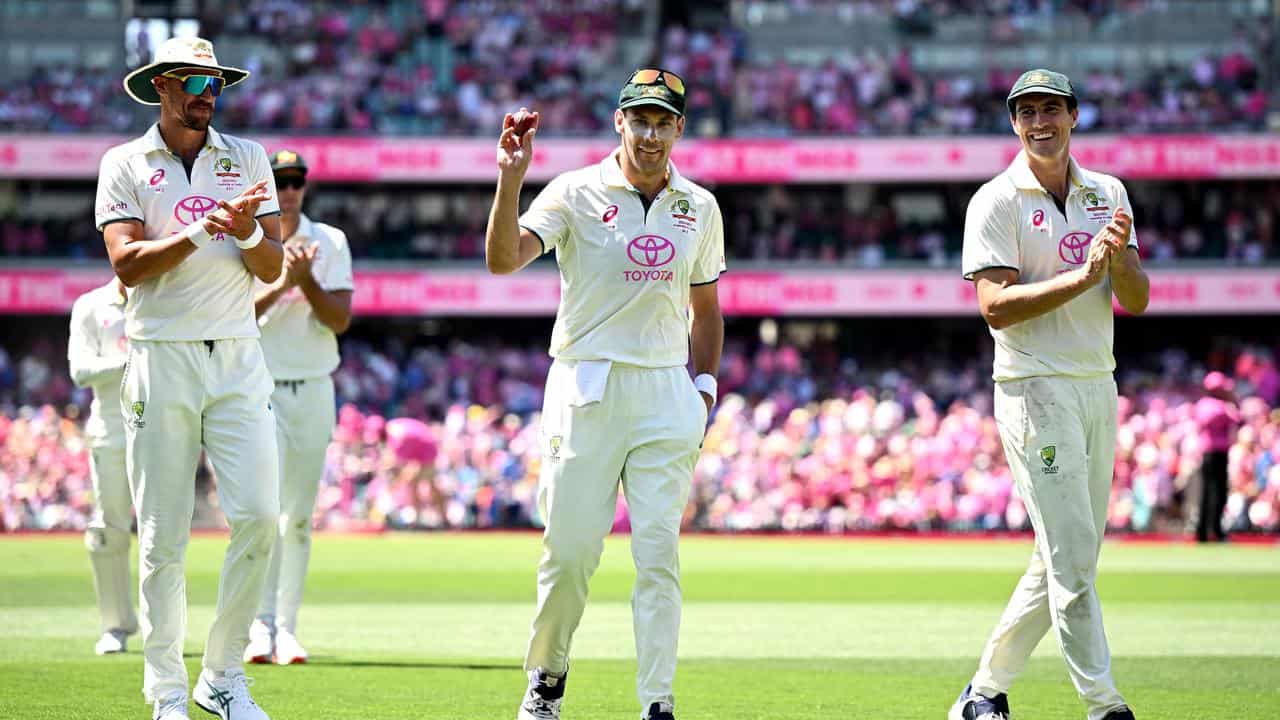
[617,107,684,177]
[1012,94,1077,160]
[159,76,216,132]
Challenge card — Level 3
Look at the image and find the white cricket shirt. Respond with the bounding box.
[519,149,725,368]
[94,124,280,341]
[962,151,1139,382]
[257,213,355,380]
[68,281,129,448]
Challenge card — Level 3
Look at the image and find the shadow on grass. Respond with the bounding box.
[307,657,521,671]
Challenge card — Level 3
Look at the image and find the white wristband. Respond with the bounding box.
[235,221,264,250]
[694,373,718,402]
[183,220,212,248]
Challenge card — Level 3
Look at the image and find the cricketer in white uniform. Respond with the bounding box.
[951,69,1149,720]
[95,37,285,720]
[69,279,140,656]
[246,149,354,666]
[485,68,724,720]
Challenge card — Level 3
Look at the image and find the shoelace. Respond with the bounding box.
[226,674,260,708]
[522,695,562,719]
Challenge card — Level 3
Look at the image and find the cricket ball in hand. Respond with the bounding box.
[511,110,536,139]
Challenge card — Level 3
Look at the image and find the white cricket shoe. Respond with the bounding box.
[152,694,188,719]
[94,629,128,655]
[273,630,308,665]
[193,670,270,720]
[244,619,274,665]
[516,668,565,720]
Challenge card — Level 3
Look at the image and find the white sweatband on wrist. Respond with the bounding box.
[183,220,212,248]
[694,373,718,402]
[235,221,264,250]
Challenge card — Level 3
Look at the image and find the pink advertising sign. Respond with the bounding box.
[2,135,1278,182]
[3,267,1277,316]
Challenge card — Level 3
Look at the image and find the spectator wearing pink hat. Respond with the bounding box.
[1195,371,1240,542]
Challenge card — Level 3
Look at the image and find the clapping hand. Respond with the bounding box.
[1104,208,1137,276]
[283,240,317,287]
[204,180,272,241]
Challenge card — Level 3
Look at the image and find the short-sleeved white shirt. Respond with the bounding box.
[257,213,354,380]
[519,149,725,368]
[94,124,280,341]
[962,151,1139,382]
[68,282,129,448]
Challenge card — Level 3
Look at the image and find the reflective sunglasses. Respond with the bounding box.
[274,174,306,190]
[628,68,685,96]
[164,73,225,97]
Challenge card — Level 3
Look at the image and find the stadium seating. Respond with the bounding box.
[2,339,1276,535]
[0,0,1271,135]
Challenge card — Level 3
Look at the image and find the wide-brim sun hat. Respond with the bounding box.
[123,36,249,105]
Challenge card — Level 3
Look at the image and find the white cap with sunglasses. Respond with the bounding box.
[124,36,249,105]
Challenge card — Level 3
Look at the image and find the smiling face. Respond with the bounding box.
[615,106,685,181]
[1010,93,1078,162]
[153,73,218,131]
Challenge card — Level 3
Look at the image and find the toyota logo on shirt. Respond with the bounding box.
[623,234,675,283]
[173,195,219,224]
[1058,231,1092,265]
[627,235,675,267]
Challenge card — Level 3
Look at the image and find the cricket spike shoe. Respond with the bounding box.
[153,695,189,720]
[643,701,675,720]
[95,628,129,655]
[193,670,270,720]
[273,629,308,665]
[948,684,1011,720]
[517,668,565,720]
[243,619,274,665]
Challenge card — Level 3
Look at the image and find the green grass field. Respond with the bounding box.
[2,533,1278,719]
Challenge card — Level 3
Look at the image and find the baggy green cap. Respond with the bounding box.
[1007,68,1076,114]
[618,68,686,117]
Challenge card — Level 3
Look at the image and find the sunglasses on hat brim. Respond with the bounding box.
[162,72,225,97]
[628,69,685,96]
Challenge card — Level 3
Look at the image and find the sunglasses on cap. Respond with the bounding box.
[628,68,685,96]
[163,72,225,97]
[274,174,306,190]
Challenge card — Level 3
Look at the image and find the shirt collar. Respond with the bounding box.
[204,125,229,150]
[599,147,693,195]
[1008,150,1095,195]
[291,213,314,242]
[101,280,126,306]
[142,123,228,154]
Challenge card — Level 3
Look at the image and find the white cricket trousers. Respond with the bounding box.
[526,360,706,711]
[122,338,279,703]
[85,444,138,635]
[973,374,1128,720]
[257,376,335,634]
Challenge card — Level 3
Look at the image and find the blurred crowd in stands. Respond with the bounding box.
[668,28,1270,138]
[0,1,1271,136]
[3,335,1278,536]
[4,179,1278,264]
